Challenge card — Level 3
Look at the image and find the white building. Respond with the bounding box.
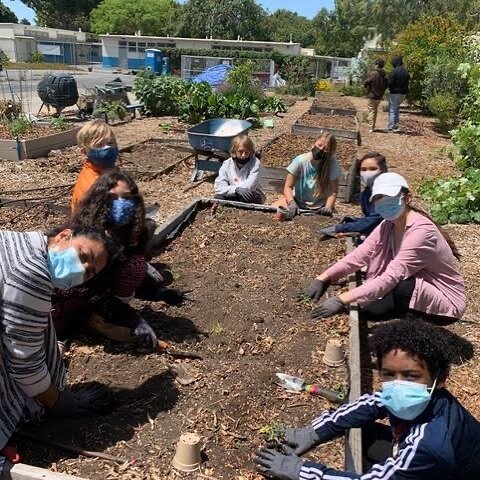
[0,23,101,64]
[100,34,302,70]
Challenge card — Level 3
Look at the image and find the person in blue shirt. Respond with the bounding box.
[317,152,387,238]
[255,318,480,480]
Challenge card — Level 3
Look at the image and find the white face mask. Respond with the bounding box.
[360,170,381,187]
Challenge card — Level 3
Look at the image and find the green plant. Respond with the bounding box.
[6,118,33,137]
[213,322,224,335]
[259,423,285,444]
[0,50,9,65]
[340,83,365,97]
[428,93,459,130]
[27,51,44,63]
[159,123,172,133]
[263,96,287,114]
[95,101,127,123]
[49,116,69,131]
[419,168,480,224]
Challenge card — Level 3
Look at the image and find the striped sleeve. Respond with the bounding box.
[1,232,53,397]
[311,393,387,443]
[299,423,452,480]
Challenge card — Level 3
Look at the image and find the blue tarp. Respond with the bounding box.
[192,64,233,88]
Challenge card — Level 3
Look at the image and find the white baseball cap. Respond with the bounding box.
[370,172,409,201]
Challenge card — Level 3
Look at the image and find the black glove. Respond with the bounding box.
[283,426,320,455]
[236,187,256,202]
[311,296,347,319]
[298,278,330,302]
[49,384,107,417]
[133,316,158,349]
[157,287,193,306]
[256,447,304,480]
[316,226,337,238]
[317,206,333,217]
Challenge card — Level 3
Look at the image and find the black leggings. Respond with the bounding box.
[360,278,458,325]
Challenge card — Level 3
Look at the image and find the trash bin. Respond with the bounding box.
[145,49,162,74]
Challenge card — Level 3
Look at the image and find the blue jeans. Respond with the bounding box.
[388,93,406,129]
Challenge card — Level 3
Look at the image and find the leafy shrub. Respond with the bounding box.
[276,79,315,97]
[49,116,69,130]
[428,93,459,130]
[341,83,365,97]
[27,51,44,63]
[6,118,33,137]
[316,79,333,92]
[223,61,263,103]
[450,121,480,170]
[0,50,9,65]
[263,96,287,114]
[419,168,480,224]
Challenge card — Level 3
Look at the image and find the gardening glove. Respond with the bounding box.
[157,287,193,306]
[298,278,330,302]
[283,426,320,456]
[133,316,158,349]
[236,187,256,203]
[317,206,333,217]
[311,296,347,320]
[316,225,337,238]
[49,384,107,418]
[256,447,304,480]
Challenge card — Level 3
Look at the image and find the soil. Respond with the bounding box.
[21,208,349,480]
[260,133,357,171]
[314,95,355,111]
[297,113,357,132]
[0,124,74,141]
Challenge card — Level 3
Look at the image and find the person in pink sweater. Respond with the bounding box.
[300,173,466,324]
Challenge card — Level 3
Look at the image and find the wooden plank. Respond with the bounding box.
[292,123,359,142]
[344,237,363,474]
[21,127,81,160]
[344,158,360,204]
[310,104,357,117]
[6,463,86,480]
[0,139,20,161]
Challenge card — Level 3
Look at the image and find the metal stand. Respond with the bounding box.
[190,149,229,182]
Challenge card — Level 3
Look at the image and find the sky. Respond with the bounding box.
[7,0,336,26]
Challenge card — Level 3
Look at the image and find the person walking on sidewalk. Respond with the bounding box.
[387,55,410,132]
[364,59,388,133]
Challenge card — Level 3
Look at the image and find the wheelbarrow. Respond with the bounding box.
[187,118,251,181]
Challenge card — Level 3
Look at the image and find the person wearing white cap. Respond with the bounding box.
[299,172,466,323]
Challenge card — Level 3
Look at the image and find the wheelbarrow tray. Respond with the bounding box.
[187,118,251,153]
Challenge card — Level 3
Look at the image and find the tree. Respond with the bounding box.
[90,0,180,35]
[20,18,31,25]
[179,0,267,40]
[0,2,18,23]
[263,9,318,47]
[20,0,102,30]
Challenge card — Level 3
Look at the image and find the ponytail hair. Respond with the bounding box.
[314,132,337,199]
[401,187,461,260]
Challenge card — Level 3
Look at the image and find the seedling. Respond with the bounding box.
[213,322,224,335]
[297,294,314,307]
[160,123,172,133]
[259,422,285,445]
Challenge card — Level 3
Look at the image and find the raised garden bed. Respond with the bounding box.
[0,126,81,161]
[314,92,355,111]
[19,203,352,480]
[311,99,357,117]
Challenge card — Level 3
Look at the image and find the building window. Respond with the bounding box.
[128,41,137,47]
[128,46,137,52]
[119,40,127,46]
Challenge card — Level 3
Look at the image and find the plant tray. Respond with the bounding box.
[0,127,81,161]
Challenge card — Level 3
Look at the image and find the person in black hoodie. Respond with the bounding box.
[387,55,410,131]
[364,58,388,133]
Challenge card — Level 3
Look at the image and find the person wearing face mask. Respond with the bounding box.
[52,171,191,352]
[317,152,387,239]
[255,318,480,480]
[0,226,113,474]
[273,133,341,220]
[71,120,119,213]
[300,172,465,323]
[214,134,265,204]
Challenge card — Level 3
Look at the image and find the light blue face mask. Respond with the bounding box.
[48,241,86,290]
[380,379,437,420]
[375,195,405,220]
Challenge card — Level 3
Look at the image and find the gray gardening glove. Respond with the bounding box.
[256,447,304,480]
[298,278,330,302]
[316,225,337,238]
[311,296,347,319]
[283,426,320,455]
[287,199,299,216]
[317,206,333,217]
[133,316,158,349]
[49,384,107,417]
[236,187,256,202]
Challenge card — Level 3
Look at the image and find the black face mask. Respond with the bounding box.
[234,156,250,166]
[312,147,328,162]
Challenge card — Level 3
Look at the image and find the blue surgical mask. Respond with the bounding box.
[48,240,85,289]
[109,198,137,226]
[380,379,437,420]
[87,146,119,169]
[375,195,405,220]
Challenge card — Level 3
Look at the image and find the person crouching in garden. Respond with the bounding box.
[273,133,341,220]
[255,318,480,480]
[0,226,114,473]
[299,172,465,323]
[214,134,265,204]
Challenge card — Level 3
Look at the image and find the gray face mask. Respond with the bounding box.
[361,171,381,188]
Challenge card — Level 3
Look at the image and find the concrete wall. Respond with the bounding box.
[0,37,17,61]
[16,37,36,62]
